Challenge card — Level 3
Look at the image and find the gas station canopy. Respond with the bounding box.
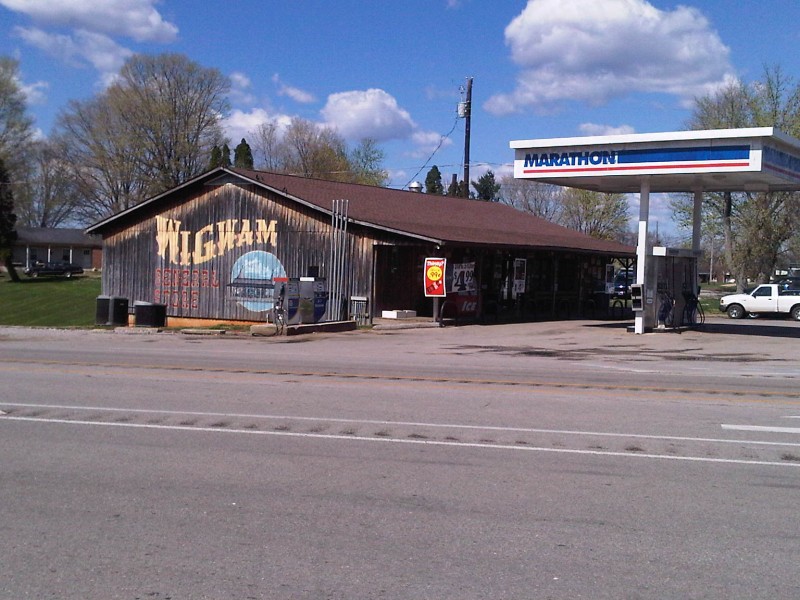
[510,127,800,333]
[510,127,800,194]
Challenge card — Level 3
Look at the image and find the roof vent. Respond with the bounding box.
[408,181,423,193]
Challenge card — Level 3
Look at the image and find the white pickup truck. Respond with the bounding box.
[719,284,800,320]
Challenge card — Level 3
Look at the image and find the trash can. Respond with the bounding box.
[108,297,129,326]
[134,301,166,327]
[95,295,110,325]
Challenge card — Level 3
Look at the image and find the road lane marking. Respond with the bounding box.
[722,424,800,434]
[4,403,800,449]
[3,415,799,468]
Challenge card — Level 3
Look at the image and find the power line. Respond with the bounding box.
[402,114,460,190]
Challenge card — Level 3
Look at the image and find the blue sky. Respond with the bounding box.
[2,0,800,235]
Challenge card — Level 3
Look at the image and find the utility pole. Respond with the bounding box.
[459,77,473,198]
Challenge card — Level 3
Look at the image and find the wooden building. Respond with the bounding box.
[86,167,634,325]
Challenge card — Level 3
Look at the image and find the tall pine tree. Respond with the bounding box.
[234,138,254,169]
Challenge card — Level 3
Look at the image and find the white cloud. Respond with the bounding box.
[229,71,256,105]
[321,88,415,142]
[578,123,635,136]
[272,74,315,104]
[14,26,132,84]
[222,108,293,145]
[485,0,735,115]
[0,0,178,42]
[14,27,133,87]
[19,78,48,105]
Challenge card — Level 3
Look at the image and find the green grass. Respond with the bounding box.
[0,273,102,327]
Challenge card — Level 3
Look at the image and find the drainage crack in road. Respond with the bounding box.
[2,357,800,400]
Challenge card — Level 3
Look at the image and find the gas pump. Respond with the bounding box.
[642,247,699,329]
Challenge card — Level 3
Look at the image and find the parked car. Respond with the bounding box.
[776,277,800,291]
[24,260,84,278]
[612,270,635,299]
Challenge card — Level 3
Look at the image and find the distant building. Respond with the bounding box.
[12,227,102,270]
[86,167,634,326]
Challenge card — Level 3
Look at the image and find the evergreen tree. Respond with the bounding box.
[234,138,254,169]
[208,145,223,169]
[0,157,20,281]
[472,170,501,201]
[424,166,444,195]
[220,143,232,167]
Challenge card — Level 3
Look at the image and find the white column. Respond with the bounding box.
[692,189,703,296]
[634,179,650,334]
[692,190,703,255]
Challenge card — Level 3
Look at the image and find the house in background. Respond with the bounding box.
[12,227,102,270]
[86,167,633,327]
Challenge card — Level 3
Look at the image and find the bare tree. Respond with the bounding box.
[109,53,230,194]
[15,139,82,227]
[685,65,800,288]
[0,57,33,168]
[57,53,229,221]
[499,175,563,221]
[252,122,282,171]
[561,188,631,241]
[252,117,388,185]
[58,96,148,222]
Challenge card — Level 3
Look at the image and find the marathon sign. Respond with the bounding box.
[515,144,755,179]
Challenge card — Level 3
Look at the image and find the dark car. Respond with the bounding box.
[777,277,800,291]
[24,260,84,278]
[613,270,635,298]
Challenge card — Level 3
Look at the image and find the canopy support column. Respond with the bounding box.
[634,179,650,334]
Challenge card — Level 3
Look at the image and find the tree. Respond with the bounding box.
[249,117,388,185]
[220,143,232,167]
[15,139,82,227]
[57,53,230,220]
[447,176,469,198]
[58,95,149,222]
[498,174,563,222]
[560,188,630,240]
[0,57,34,169]
[349,138,388,186]
[252,122,282,171]
[424,166,444,195]
[109,53,230,193]
[234,138,254,169]
[471,170,500,202]
[0,157,20,281]
[683,65,800,289]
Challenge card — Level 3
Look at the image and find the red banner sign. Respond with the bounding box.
[423,257,446,297]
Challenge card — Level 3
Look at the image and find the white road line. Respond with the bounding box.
[3,415,799,468]
[4,401,800,448]
[722,424,800,434]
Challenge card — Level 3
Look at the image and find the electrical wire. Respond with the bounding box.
[402,115,460,190]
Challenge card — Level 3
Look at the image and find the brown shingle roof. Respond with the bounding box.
[232,169,633,255]
[87,167,634,256]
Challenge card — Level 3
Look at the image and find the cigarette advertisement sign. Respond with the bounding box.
[424,257,446,297]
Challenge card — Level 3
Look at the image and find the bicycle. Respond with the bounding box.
[271,293,286,335]
[681,292,705,327]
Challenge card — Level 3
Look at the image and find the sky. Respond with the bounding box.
[2,0,800,237]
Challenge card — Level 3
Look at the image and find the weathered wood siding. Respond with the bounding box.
[100,182,385,322]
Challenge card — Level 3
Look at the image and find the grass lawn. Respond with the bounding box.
[0,273,102,327]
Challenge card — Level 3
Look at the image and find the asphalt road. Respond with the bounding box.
[1,319,799,599]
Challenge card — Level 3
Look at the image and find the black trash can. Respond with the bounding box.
[95,295,110,325]
[108,297,129,326]
[134,301,166,327]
